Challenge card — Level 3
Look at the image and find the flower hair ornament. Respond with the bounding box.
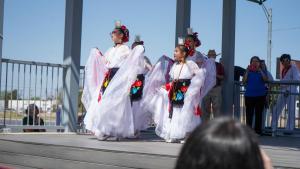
[113,20,129,43]
[178,37,195,57]
[184,39,195,56]
[186,27,201,48]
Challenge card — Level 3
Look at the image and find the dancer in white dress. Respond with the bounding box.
[143,38,215,143]
[129,35,152,136]
[185,28,216,97]
[83,21,146,140]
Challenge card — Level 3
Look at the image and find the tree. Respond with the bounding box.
[0,89,18,108]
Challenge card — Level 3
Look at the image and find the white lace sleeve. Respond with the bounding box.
[119,45,131,59]
[187,60,201,75]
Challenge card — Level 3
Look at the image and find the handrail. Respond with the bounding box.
[1,58,85,69]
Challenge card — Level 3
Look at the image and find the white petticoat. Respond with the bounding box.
[132,100,151,131]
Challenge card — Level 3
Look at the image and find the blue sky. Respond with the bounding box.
[3,0,300,77]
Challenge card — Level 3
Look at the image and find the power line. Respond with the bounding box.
[273,27,300,32]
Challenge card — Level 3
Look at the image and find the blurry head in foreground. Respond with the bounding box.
[175,117,269,169]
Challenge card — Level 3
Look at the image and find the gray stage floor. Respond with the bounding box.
[0,132,299,169]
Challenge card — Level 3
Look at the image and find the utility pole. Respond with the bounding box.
[266,8,272,72]
[248,0,272,72]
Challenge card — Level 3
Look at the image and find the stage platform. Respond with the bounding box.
[0,132,299,169]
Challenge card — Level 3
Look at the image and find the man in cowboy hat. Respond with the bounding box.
[202,49,225,122]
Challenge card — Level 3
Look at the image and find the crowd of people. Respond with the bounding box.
[241,54,300,135]
[81,20,300,141]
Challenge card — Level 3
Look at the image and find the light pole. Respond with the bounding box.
[248,0,272,72]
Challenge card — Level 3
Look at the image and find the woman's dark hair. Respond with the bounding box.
[175,117,264,169]
[177,45,189,58]
[113,25,129,43]
[250,56,261,64]
[280,54,291,62]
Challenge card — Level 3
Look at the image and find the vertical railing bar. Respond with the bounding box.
[16,64,20,125]
[56,67,60,126]
[40,66,43,127]
[9,63,14,123]
[51,66,54,126]
[3,62,8,126]
[60,68,65,127]
[34,65,38,126]
[45,66,49,126]
[27,65,32,126]
[22,64,26,126]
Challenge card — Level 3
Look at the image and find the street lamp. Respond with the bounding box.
[248,0,272,72]
[248,0,266,5]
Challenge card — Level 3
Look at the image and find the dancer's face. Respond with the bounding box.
[174,47,186,62]
[111,30,123,44]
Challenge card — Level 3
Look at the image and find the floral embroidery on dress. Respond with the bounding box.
[130,74,145,101]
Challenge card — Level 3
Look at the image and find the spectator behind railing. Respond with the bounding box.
[271,54,300,133]
[23,104,46,132]
[260,60,274,128]
[260,60,274,81]
[175,117,273,169]
[242,56,268,135]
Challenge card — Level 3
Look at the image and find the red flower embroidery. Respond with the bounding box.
[180,86,188,92]
[133,80,142,87]
[165,82,172,91]
[131,80,142,88]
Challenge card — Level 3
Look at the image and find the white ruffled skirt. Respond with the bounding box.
[151,88,201,140]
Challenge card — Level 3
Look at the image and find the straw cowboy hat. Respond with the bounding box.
[207,49,221,57]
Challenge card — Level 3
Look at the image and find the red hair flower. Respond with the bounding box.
[121,25,126,30]
[184,39,195,56]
